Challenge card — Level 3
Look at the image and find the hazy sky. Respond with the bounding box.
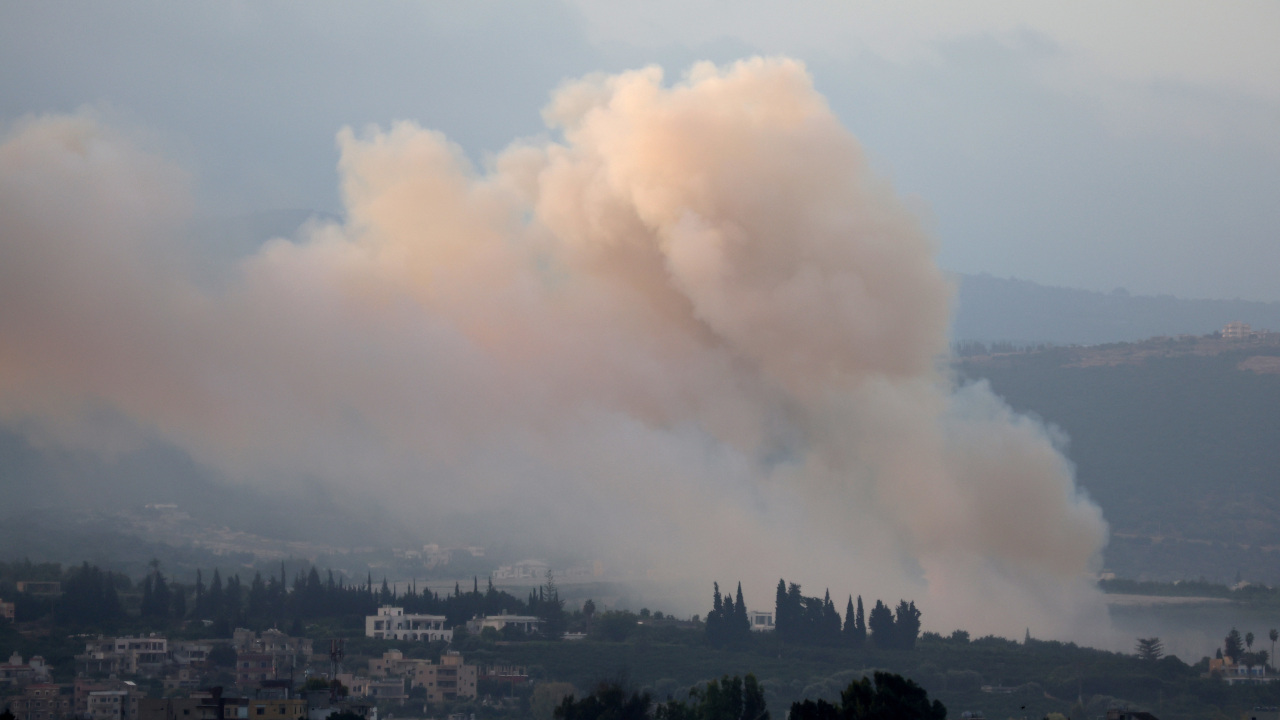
[2,1,1277,300]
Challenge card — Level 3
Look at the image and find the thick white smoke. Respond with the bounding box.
[0,59,1108,638]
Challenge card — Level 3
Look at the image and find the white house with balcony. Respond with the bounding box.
[365,606,452,642]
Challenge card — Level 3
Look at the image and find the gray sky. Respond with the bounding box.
[2,0,1277,301]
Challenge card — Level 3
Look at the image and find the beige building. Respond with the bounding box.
[418,652,477,704]
[89,690,141,720]
[6,683,73,720]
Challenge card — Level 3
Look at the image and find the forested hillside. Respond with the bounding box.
[956,334,1280,582]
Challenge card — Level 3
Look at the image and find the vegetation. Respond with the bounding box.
[5,558,1280,720]
[789,672,945,720]
[957,340,1280,582]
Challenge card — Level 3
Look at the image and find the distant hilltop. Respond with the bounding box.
[952,273,1280,347]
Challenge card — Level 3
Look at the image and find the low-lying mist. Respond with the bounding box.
[0,58,1108,640]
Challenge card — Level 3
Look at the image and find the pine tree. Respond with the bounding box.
[1225,627,1245,662]
[1135,637,1164,661]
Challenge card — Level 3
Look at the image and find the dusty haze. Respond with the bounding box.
[0,58,1108,639]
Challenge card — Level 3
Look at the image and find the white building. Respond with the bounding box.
[465,614,542,635]
[492,560,548,580]
[365,606,452,642]
[747,609,774,632]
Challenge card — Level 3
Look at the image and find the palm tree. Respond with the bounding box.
[1247,631,1255,651]
[1270,628,1278,668]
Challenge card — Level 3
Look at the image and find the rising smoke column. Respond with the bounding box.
[0,59,1108,638]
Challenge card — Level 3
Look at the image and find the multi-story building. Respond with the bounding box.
[88,690,141,720]
[232,630,312,664]
[367,650,431,680]
[77,636,168,677]
[75,679,136,717]
[169,641,214,668]
[417,652,477,704]
[1223,321,1254,340]
[6,683,74,720]
[364,607,451,642]
[235,654,278,687]
[1,600,15,622]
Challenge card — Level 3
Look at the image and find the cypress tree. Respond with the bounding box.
[854,596,866,647]
[734,583,750,639]
[707,582,724,645]
[774,579,788,636]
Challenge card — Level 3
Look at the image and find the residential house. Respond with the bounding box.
[1,653,51,687]
[747,609,774,632]
[465,614,541,636]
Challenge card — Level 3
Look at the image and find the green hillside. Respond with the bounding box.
[956,334,1280,582]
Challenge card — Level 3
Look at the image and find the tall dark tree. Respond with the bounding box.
[734,583,750,638]
[774,580,789,637]
[706,582,725,645]
[193,570,206,617]
[854,596,866,647]
[867,600,895,650]
[893,600,921,650]
[208,569,224,617]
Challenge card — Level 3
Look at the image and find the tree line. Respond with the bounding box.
[1,559,567,638]
[704,579,921,650]
[552,672,945,720]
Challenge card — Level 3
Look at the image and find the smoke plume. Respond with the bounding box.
[0,59,1108,638]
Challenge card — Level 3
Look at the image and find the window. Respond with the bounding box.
[256,708,265,716]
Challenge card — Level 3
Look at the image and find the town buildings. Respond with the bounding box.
[1,653,51,687]
[338,650,477,705]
